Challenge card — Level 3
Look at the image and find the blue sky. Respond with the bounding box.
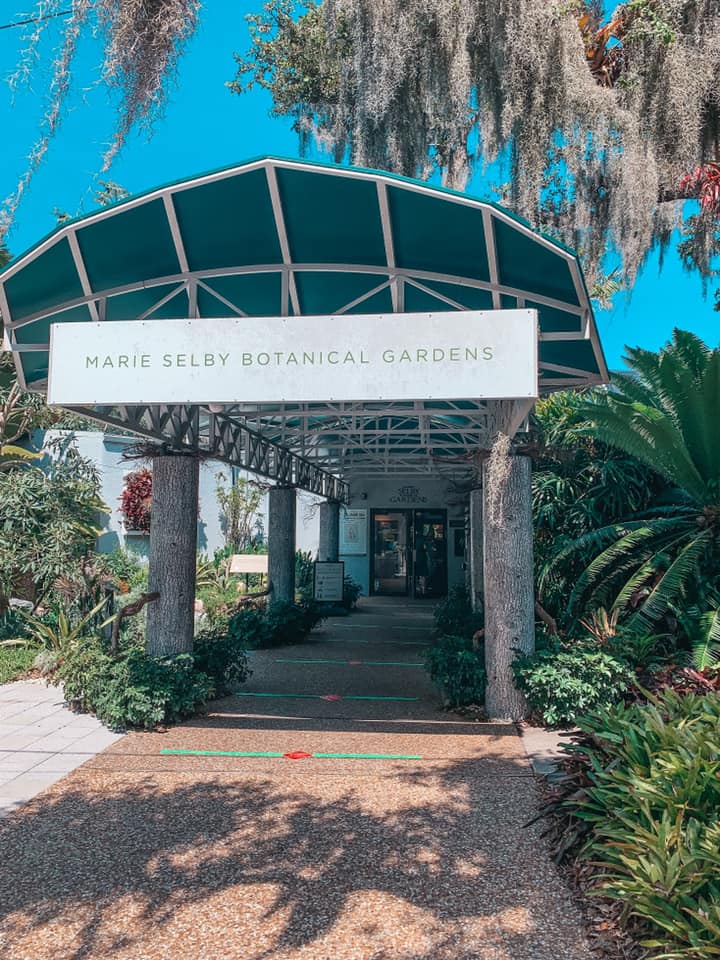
[1,1,716,368]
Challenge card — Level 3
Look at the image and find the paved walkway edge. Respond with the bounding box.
[0,679,124,818]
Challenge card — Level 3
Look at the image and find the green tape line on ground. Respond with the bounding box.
[314,752,421,760]
[233,691,317,698]
[233,692,420,702]
[160,749,421,760]
[161,749,284,757]
[274,658,424,667]
[274,658,347,664]
[362,660,424,667]
[343,694,420,701]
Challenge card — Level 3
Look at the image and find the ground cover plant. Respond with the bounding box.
[542,690,720,958]
[425,584,485,707]
[425,634,486,709]
[513,642,632,727]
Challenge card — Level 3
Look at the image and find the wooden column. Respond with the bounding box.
[469,486,484,610]
[318,500,340,562]
[268,486,296,603]
[146,453,199,657]
[483,454,535,720]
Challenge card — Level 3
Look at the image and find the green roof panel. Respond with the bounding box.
[77,198,180,292]
[19,351,50,384]
[173,169,282,271]
[105,284,187,322]
[14,305,94,345]
[295,272,389,315]
[199,273,283,317]
[540,339,600,375]
[4,238,83,321]
[276,168,386,266]
[388,186,489,281]
[494,219,580,306]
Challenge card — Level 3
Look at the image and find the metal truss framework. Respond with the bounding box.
[2,157,608,492]
[69,403,349,502]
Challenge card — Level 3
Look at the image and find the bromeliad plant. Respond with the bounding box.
[542,691,720,959]
[545,330,720,632]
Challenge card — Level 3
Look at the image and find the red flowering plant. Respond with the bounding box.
[119,468,152,533]
[679,162,720,217]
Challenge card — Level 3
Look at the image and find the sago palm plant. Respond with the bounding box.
[546,330,720,630]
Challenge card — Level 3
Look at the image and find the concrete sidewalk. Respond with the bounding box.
[0,680,123,817]
[0,600,591,960]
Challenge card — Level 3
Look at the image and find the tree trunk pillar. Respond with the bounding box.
[483,454,535,720]
[268,486,296,603]
[318,500,340,562]
[469,486,484,610]
[146,454,200,657]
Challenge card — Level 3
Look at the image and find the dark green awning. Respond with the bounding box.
[0,156,607,481]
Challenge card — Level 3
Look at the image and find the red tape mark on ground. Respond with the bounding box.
[283,751,313,761]
[320,694,343,701]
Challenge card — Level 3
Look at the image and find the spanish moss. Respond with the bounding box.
[234,0,720,287]
[2,0,200,236]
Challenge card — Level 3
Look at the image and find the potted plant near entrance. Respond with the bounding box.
[119,468,152,535]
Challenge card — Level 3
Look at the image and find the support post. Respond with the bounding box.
[483,454,535,720]
[146,454,200,657]
[268,486,296,603]
[469,486,483,610]
[318,500,340,562]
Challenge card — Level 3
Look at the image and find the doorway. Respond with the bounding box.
[371,509,448,597]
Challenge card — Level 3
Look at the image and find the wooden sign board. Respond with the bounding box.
[313,561,345,602]
[229,554,269,574]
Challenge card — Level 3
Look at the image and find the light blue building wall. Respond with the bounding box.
[42,430,321,562]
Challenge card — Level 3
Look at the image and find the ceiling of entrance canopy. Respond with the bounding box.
[0,156,607,479]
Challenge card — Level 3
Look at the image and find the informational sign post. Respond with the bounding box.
[228,555,269,575]
[339,508,368,556]
[47,310,539,406]
[313,561,345,602]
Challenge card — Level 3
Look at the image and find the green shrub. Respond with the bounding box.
[0,645,36,684]
[228,605,271,649]
[342,576,362,610]
[544,691,720,959]
[425,635,486,707]
[433,584,483,639]
[57,641,213,730]
[513,646,631,727]
[228,599,323,649]
[99,548,148,592]
[193,628,251,696]
[295,549,314,601]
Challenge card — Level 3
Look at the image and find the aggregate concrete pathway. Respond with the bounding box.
[0,599,592,960]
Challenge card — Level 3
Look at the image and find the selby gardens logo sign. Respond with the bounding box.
[47,310,539,406]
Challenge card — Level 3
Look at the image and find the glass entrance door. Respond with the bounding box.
[413,510,448,598]
[371,511,410,595]
[371,509,448,597]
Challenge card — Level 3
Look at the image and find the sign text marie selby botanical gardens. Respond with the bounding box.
[47,311,538,406]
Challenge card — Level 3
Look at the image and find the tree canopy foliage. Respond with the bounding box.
[546,330,720,631]
[233,0,720,292]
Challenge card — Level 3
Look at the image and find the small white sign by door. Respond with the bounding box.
[313,561,345,602]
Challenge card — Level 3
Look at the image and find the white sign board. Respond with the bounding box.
[47,310,538,406]
[228,554,268,575]
[340,509,368,556]
[314,561,345,602]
